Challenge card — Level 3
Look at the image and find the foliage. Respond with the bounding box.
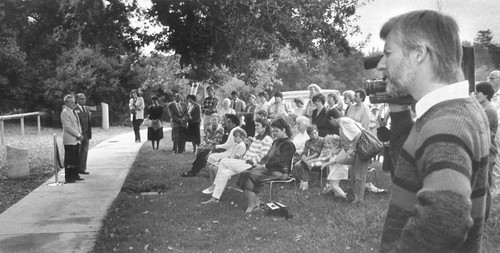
[473,29,500,80]
[149,0,364,80]
[275,46,372,92]
[0,0,143,122]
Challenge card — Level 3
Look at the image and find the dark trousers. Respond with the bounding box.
[172,126,186,153]
[189,148,211,174]
[189,148,225,174]
[132,117,143,141]
[79,138,89,173]
[64,144,80,181]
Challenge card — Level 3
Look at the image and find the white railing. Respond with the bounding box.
[0,112,47,145]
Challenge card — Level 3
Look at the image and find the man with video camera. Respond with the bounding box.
[375,10,489,252]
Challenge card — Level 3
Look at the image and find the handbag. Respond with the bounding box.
[355,124,384,161]
[142,118,153,127]
[152,119,162,130]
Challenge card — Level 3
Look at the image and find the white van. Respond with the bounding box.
[269,89,341,111]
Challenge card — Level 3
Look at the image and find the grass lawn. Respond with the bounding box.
[92,137,500,253]
[0,122,132,214]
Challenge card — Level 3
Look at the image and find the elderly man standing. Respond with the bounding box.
[377,10,489,252]
[487,70,500,197]
[61,94,84,184]
[75,93,92,175]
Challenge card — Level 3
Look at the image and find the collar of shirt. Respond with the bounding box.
[415,81,469,119]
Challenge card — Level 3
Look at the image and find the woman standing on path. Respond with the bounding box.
[186,94,202,153]
[129,89,145,142]
[147,96,164,150]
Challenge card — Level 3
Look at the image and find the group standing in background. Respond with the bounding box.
[75,93,92,175]
[61,94,90,183]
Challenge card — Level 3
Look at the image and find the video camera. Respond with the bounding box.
[363,55,415,104]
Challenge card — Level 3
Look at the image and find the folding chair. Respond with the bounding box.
[266,160,296,202]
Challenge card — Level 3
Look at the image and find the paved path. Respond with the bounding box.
[0,130,148,253]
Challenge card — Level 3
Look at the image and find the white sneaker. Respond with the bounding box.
[202,186,214,194]
[301,181,309,191]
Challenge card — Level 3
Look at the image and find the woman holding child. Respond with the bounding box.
[237,118,296,213]
[201,117,273,204]
[326,109,369,204]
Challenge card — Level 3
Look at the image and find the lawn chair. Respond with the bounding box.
[48,134,64,186]
[266,160,296,203]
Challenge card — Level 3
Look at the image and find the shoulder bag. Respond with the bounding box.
[355,124,384,161]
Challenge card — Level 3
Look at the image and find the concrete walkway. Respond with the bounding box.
[0,130,148,253]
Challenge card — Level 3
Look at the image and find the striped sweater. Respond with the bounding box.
[244,135,273,164]
[380,97,489,253]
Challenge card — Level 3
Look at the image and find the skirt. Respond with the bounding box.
[236,167,287,193]
[147,127,164,141]
[186,122,201,145]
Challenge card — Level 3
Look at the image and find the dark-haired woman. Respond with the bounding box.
[186,95,202,153]
[129,89,145,142]
[147,96,164,149]
[237,118,296,213]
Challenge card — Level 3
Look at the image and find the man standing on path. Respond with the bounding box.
[377,10,489,252]
[75,93,92,175]
[168,93,187,153]
[61,94,84,183]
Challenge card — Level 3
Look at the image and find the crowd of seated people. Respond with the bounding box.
[178,85,384,212]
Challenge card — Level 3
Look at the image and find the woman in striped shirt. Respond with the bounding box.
[202,117,273,204]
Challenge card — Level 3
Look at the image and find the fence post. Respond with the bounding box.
[20,117,25,137]
[101,102,109,130]
[0,120,4,145]
[37,114,41,135]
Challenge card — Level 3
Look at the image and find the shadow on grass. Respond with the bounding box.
[92,139,500,253]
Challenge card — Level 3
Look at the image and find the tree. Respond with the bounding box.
[473,29,500,70]
[148,0,363,81]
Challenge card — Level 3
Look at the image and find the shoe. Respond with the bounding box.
[201,198,219,204]
[322,186,334,194]
[300,181,309,191]
[202,186,214,194]
[75,177,84,181]
[181,171,196,177]
[79,172,90,175]
[65,180,75,184]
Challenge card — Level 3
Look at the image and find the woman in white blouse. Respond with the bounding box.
[129,89,145,142]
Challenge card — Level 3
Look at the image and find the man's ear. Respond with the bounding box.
[412,44,428,64]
